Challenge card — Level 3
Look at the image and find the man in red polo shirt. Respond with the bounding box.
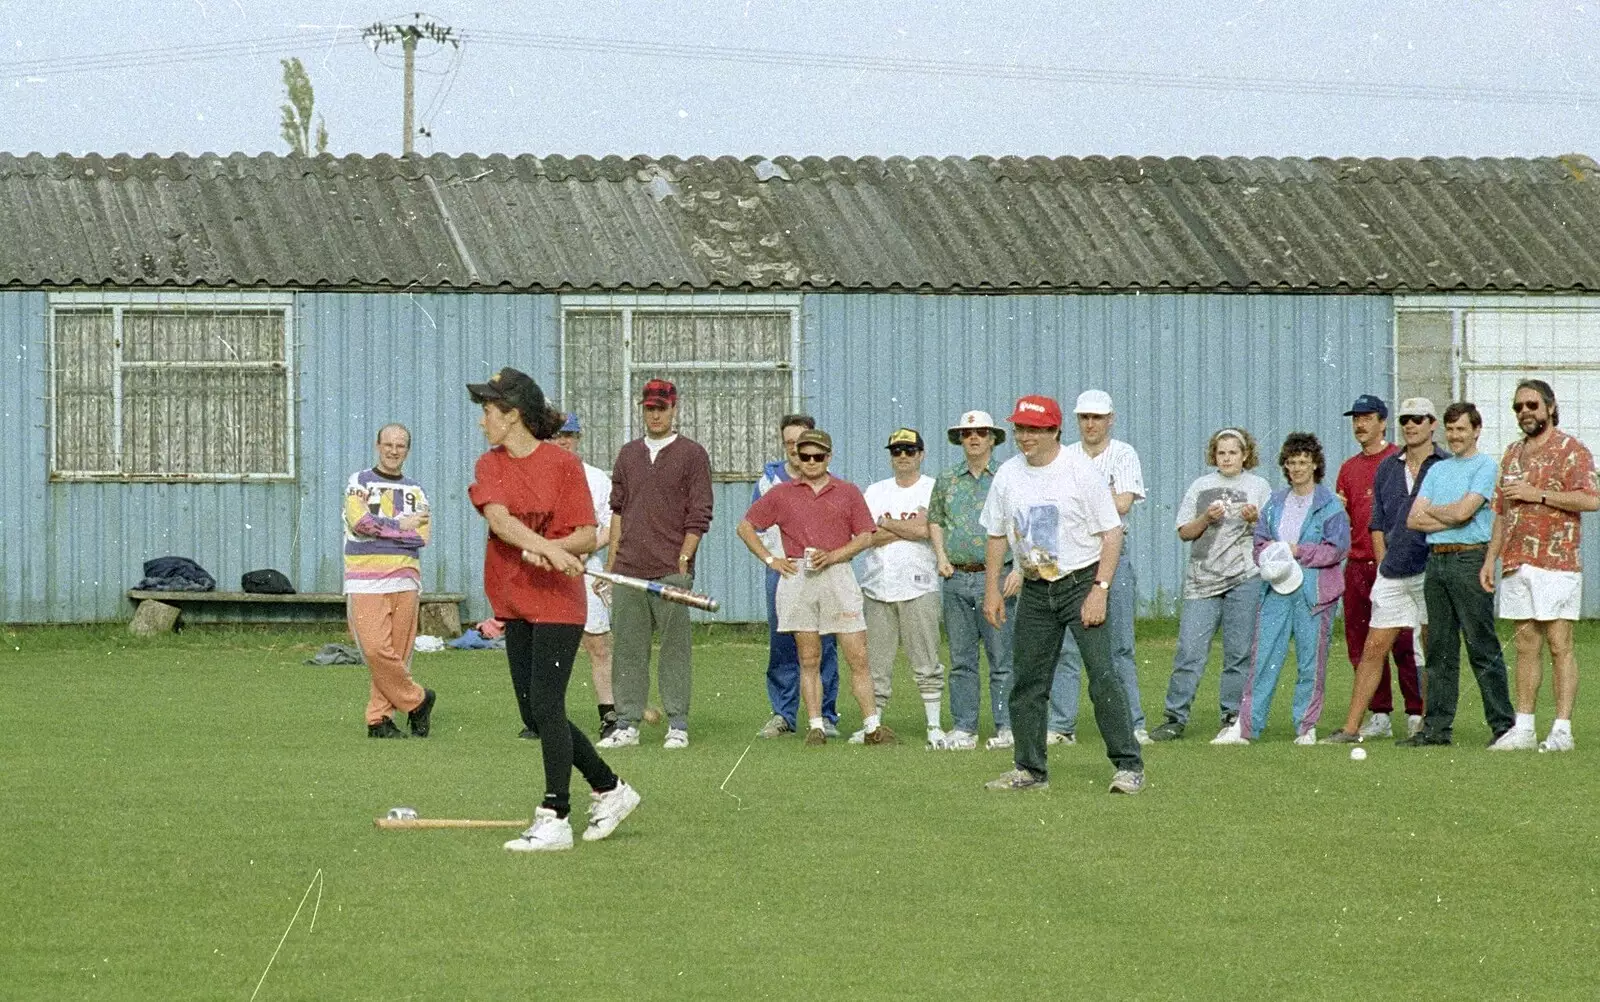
[737,429,896,747]
[1334,393,1421,739]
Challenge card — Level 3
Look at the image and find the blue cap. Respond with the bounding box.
[1342,394,1388,419]
[559,412,581,434]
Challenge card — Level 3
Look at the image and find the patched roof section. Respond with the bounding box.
[1,151,1597,291]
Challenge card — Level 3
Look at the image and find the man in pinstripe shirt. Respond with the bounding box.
[1047,390,1150,745]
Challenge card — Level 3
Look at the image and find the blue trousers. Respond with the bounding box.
[765,569,838,726]
[1161,581,1260,726]
[1240,585,1333,739]
[1047,549,1144,733]
[943,570,1015,734]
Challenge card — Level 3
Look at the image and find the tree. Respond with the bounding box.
[279,57,329,155]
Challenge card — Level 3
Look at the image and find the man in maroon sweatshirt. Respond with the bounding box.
[598,379,716,750]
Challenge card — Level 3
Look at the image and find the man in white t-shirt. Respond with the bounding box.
[553,413,618,741]
[1047,389,1150,744]
[859,428,945,746]
[980,395,1145,794]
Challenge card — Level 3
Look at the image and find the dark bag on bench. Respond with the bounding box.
[241,569,295,594]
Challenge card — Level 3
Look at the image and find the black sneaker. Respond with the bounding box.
[1396,731,1450,747]
[408,688,436,737]
[1148,720,1185,742]
[368,717,408,739]
[598,710,619,742]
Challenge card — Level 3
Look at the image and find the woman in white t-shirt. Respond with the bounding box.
[1149,428,1272,743]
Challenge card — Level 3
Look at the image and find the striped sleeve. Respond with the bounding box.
[1107,441,1146,501]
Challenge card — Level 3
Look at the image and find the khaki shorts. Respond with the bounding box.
[1498,564,1583,622]
[584,580,611,634]
[1370,571,1427,630]
[776,563,866,636]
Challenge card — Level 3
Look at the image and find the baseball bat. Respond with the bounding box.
[585,568,720,612]
[375,818,527,830]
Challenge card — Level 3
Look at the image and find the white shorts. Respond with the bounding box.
[776,563,866,636]
[1498,564,1583,622]
[584,578,611,634]
[1369,571,1427,630]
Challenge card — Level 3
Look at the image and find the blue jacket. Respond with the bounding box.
[1372,445,1448,579]
[1253,483,1351,612]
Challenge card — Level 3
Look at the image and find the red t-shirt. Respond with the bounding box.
[744,477,875,556]
[468,444,596,624]
[1492,429,1599,573]
[1335,444,1398,561]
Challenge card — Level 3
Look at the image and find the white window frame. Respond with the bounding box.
[559,293,802,479]
[47,290,297,482]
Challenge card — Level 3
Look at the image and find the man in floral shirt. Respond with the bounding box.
[1482,380,1600,753]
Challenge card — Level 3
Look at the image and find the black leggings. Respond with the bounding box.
[505,620,618,816]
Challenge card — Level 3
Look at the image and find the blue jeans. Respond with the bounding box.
[1161,581,1260,727]
[1048,549,1144,734]
[942,570,1015,734]
[765,569,838,726]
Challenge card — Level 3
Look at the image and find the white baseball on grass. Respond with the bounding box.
[1350,747,1367,761]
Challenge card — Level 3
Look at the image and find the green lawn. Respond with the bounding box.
[3,620,1597,1000]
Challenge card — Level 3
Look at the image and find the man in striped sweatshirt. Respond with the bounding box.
[344,423,436,739]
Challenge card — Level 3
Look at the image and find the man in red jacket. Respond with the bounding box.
[598,379,716,751]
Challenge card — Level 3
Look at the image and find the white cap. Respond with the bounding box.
[1257,541,1304,596]
[946,409,1006,445]
[1398,397,1437,419]
[1073,390,1114,415]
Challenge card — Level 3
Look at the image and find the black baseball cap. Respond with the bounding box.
[1343,394,1388,419]
[467,367,547,417]
[885,428,925,450]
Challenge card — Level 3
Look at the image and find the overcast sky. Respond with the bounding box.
[4,0,1598,160]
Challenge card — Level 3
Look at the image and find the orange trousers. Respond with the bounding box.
[347,591,425,725]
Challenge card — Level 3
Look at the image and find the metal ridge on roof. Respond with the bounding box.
[0,152,1596,292]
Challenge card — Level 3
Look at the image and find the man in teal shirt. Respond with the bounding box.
[928,410,1015,751]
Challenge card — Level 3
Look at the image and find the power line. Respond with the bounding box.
[0,32,359,81]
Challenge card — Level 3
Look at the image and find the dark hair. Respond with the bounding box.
[486,398,564,440]
[1278,432,1326,483]
[780,414,816,432]
[376,422,412,448]
[1515,379,1559,427]
[1441,402,1482,429]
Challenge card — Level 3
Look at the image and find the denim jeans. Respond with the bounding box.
[942,569,1014,734]
[1161,581,1260,727]
[1011,567,1142,779]
[765,568,839,727]
[1047,549,1144,733]
[1420,549,1514,740]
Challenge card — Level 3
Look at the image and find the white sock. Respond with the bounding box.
[808,716,825,732]
[1551,718,1572,737]
[863,713,881,733]
[1516,712,1536,732]
[923,699,942,729]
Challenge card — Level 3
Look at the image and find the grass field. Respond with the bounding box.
[3,619,1598,1000]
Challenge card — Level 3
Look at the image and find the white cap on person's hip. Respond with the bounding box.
[1073,390,1114,415]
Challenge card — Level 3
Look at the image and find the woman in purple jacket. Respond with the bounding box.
[1214,432,1351,745]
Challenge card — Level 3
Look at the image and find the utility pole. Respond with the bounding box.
[362,15,458,156]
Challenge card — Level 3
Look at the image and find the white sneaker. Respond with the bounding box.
[1539,730,1575,753]
[582,781,642,841]
[941,729,978,751]
[1211,720,1249,745]
[504,808,573,852]
[1490,728,1537,751]
[1134,727,1152,746]
[1293,727,1317,746]
[848,728,866,745]
[662,728,689,750]
[984,728,1013,751]
[1359,712,1392,739]
[596,725,639,749]
[1046,731,1075,746]
[1406,714,1424,738]
[926,727,947,749]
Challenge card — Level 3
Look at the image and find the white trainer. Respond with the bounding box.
[1134,727,1152,746]
[1406,714,1424,738]
[1538,730,1575,753]
[848,728,866,745]
[1490,728,1537,751]
[1293,727,1317,746]
[1359,712,1392,739]
[596,725,639,749]
[984,728,1014,751]
[941,729,978,751]
[504,807,573,852]
[582,781,642,841]
[1210,720,1249,745]
[1045,731,1075,746]
[662,728,689,750]
[926,727,947,750]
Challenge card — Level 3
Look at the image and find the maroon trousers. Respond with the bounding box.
[1342,559,1422,715]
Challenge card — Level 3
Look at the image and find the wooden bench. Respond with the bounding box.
[126,590,466,637]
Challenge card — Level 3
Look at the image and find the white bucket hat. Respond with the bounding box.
[1258,541,1304,596]
[947,410,1007,445]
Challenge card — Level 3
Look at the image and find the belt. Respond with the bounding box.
[950,562,987,573]
[1430,543,1487,554]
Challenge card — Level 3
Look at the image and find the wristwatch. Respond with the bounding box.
[762,555,775,568]
[1094,579,1111,591]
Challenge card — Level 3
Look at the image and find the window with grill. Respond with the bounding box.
[561,297,798,479]
[49,293,294,480]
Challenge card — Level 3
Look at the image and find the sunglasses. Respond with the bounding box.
[959,429,991,439]
[797,451,829,463]
[888,445,922,457]
[1397,415,1432,426]
[1513,400,1542,413]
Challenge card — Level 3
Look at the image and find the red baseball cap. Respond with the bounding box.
[640,378,677,406]
[1007,395,1063,428]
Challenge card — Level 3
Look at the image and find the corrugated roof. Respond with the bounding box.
[2,151,1598,291]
